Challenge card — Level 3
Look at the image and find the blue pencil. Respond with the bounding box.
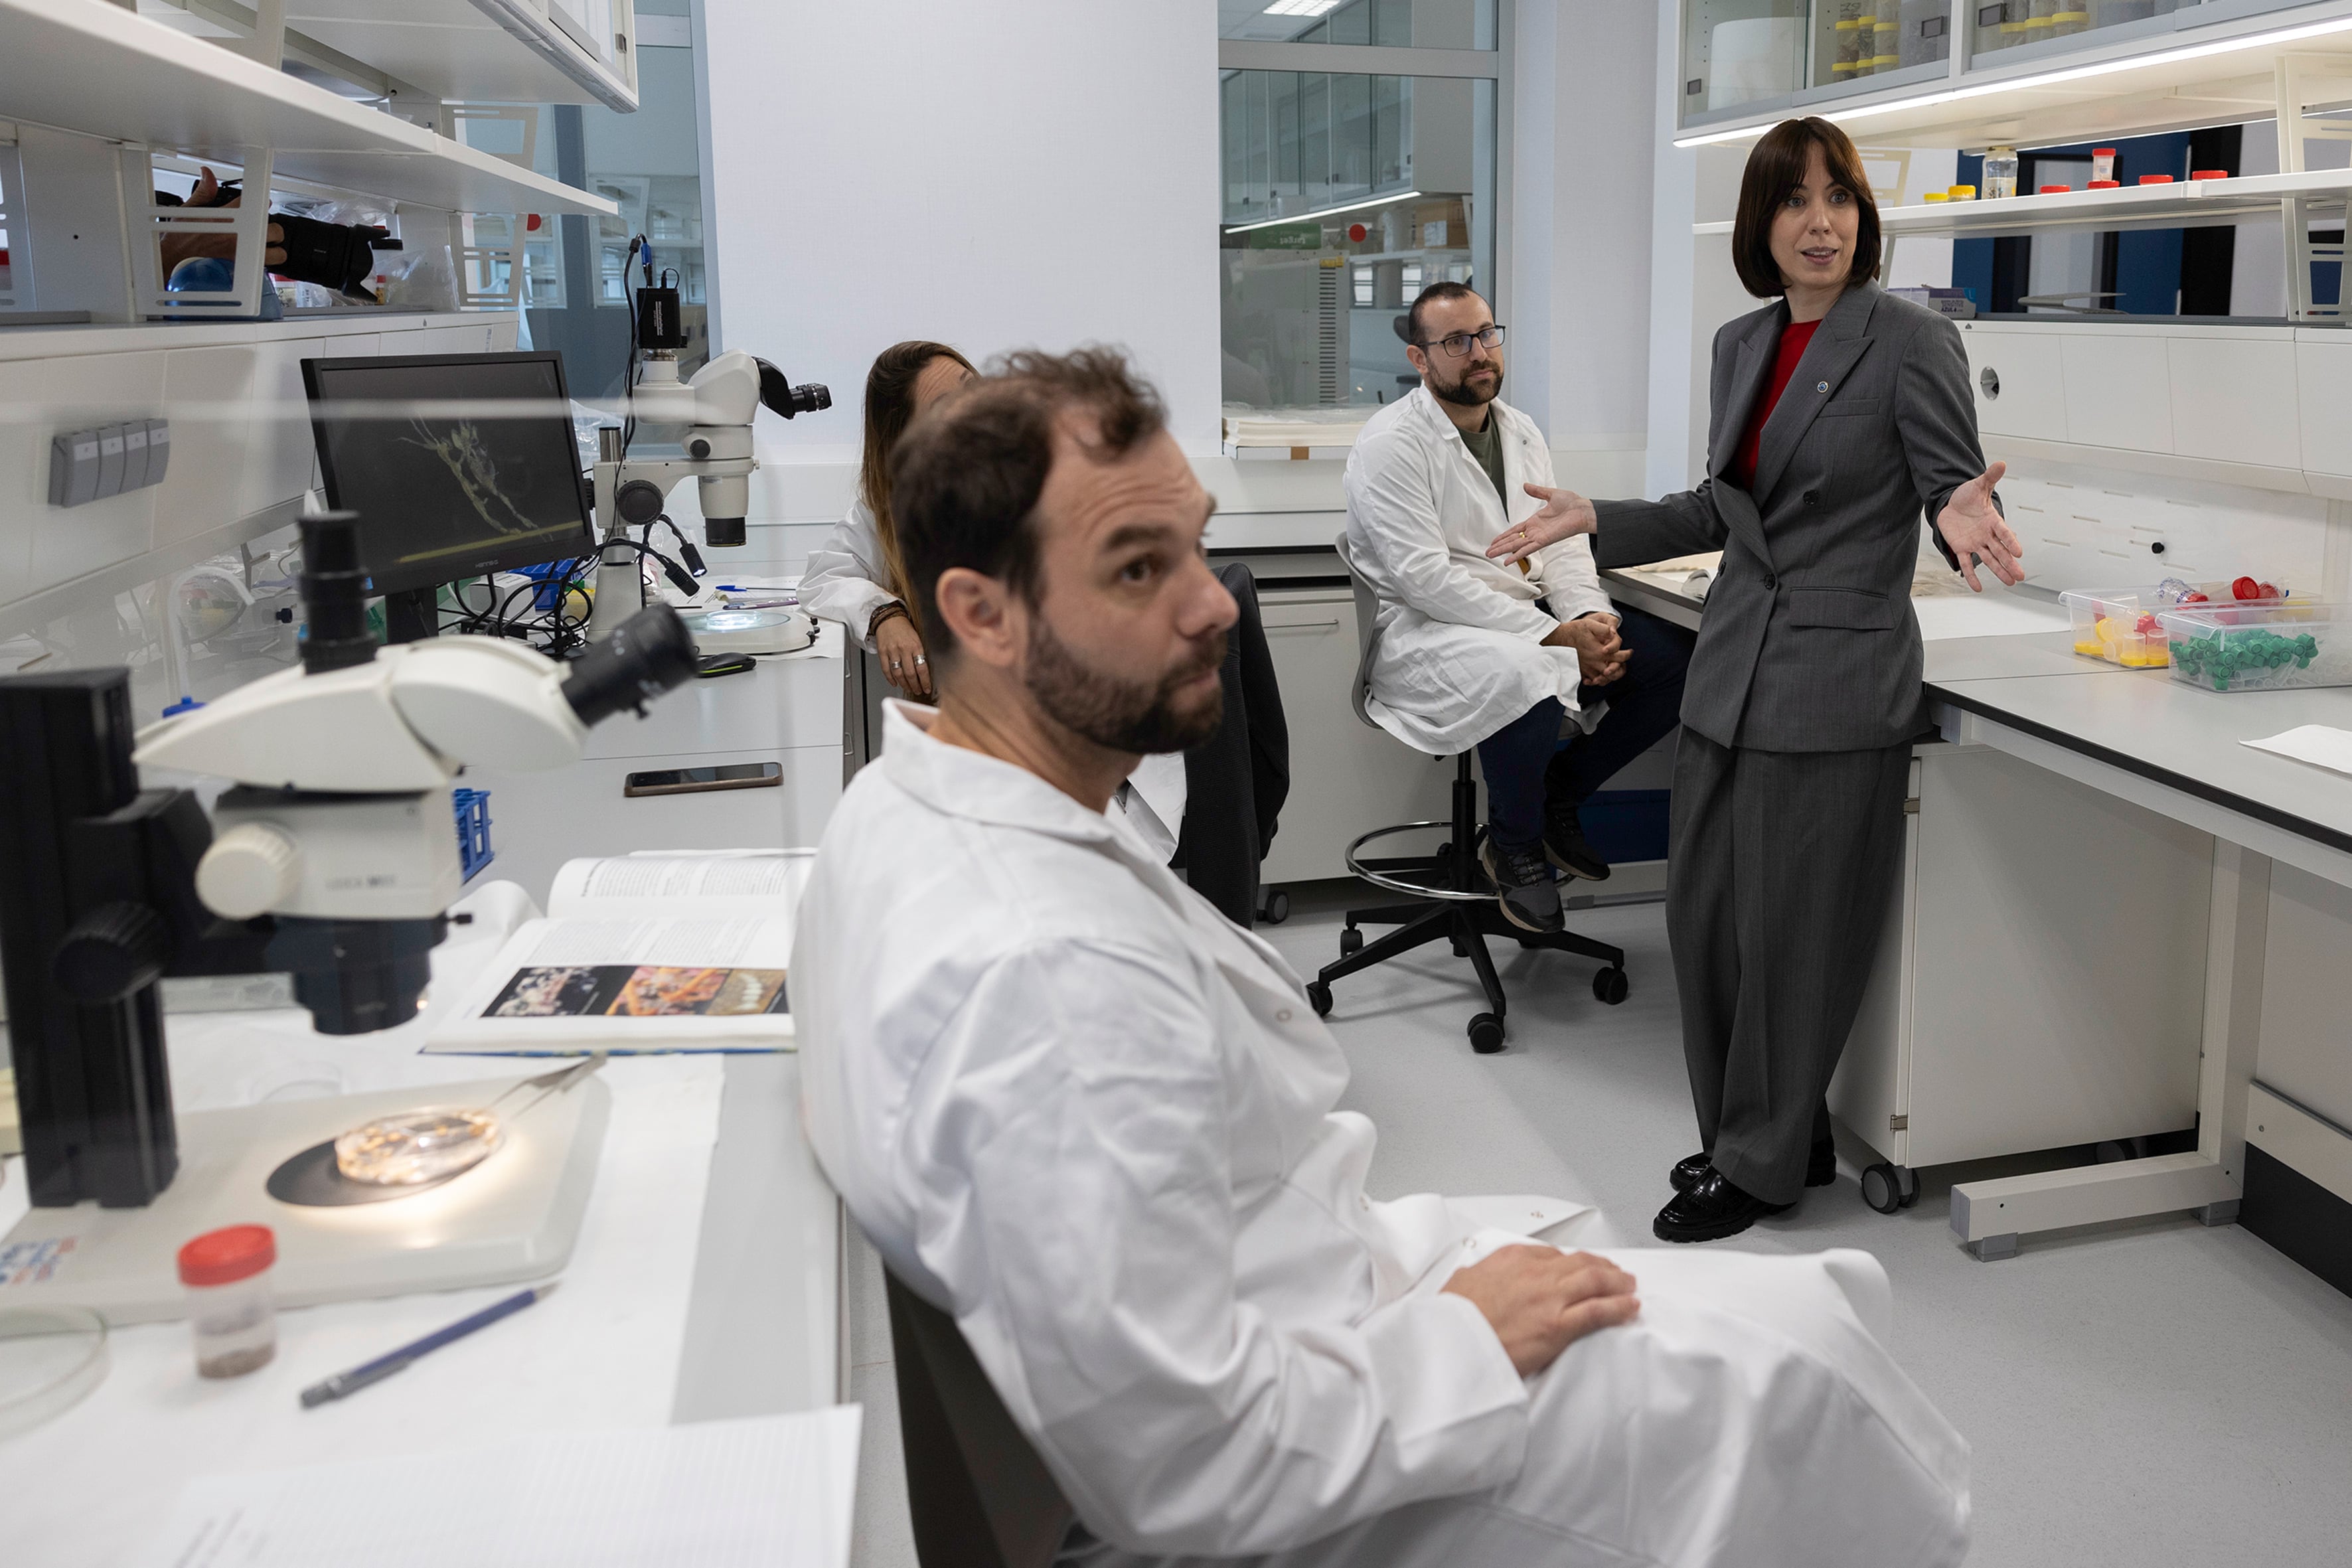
[299,1282,557,1407]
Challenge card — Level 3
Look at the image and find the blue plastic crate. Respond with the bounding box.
[452,787,495,881]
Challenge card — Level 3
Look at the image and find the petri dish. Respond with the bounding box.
[0,1304,109,1441]
[335,1106,503,1186]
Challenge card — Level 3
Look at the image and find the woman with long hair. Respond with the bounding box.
[799,340,977,698]
[1492,117,2021,1243]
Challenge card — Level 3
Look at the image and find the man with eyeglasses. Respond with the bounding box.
[1344,283,1695,933]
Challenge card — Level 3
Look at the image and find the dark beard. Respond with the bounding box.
[1431,365,1502,408]
[1026,617,1227,754]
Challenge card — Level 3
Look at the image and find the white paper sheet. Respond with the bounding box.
[127,1407,862,1568]
[2244,724,2352,779]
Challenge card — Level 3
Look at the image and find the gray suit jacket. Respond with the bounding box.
[1593,281,1990,753]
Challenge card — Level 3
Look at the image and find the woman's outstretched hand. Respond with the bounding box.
[1936,460,2025,593]
[1487,484,1600,566]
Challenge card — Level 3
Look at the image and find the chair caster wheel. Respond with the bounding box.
[1861,1162,1917,1214]
[1591,966,1629,1005]
[1339,926,1363,957]
[1307,981,1333,1017]
[1259,889,1291,925]
[1467,1013,1505,1054]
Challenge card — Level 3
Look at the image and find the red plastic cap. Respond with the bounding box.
[2191,169,2229,181]
[179,1224,275,1287]
[2093,147,2117,157]
[2139,175,2175,185]
[2087,180,2121,189]
[2039,184,2071,194]
[1347,222,1368,242]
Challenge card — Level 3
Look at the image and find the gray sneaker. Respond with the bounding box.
[1480,838,1563,933]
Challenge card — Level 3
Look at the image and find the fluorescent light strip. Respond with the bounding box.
[1222,191,1422,233]
[1264,0,1343,15]
[1672,13,2352,149]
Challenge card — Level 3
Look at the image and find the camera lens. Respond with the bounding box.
[562,602,698,725]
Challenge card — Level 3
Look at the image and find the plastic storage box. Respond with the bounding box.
[2159,603,2347,693]
[2063,580,2288,668]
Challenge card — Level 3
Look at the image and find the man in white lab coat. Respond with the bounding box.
[793,347,1970,1567]
[1346,285,1693,933]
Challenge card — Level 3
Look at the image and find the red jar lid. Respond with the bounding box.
[2039,184,2072,194]
[2087,179,2121,189]
[2094,147,2117,156]
[2139,175,2175,185]
[2190,169,2229,181]
[179,1224,275,1287]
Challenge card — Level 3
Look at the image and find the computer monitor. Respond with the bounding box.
[301,351,595,608]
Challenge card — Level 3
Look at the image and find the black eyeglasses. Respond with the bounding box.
[1415,324,1506,358]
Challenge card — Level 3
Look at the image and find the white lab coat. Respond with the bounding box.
[799,499,1186,855]
[795,701,1971,1567]
[1344,389,1616,755]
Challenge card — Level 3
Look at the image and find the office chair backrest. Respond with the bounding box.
[884,1266,1075,1568]
[1334,531,1381,734]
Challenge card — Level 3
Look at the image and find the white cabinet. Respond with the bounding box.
[1257,586,1456,886]
[2170,335,2301,470]
[2061,333,2168,454]
[1962,324,2067,440]
[2295,334,2352,479]
[285,1,639,110]
[1832,742,2213,1172]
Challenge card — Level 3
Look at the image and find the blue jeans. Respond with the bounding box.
[1476,604,1695,852]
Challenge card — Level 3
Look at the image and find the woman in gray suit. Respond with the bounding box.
[1494,117,2023,1243]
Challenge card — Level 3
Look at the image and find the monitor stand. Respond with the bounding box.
[382,586,439,643]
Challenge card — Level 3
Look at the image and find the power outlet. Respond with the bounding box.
[48,416,170,508]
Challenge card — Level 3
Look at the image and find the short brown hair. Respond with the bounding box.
[1731,118,1881,299]
[1407,280,1484,346]
[889,346,1167,659]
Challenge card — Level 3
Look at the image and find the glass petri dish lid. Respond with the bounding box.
[0,1304,109,1441]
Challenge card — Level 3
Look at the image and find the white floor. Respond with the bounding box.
[848,884,2352,1567]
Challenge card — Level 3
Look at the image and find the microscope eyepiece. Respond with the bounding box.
[562,603,698,725]
[755,359,831,420]
[298,511,376,675]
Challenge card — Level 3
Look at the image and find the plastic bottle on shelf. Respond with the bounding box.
[1984,147,2019,199]
[2090,147,2116,184]
[1871,17,1900,72]
[2054,5,2089,37]
[1852,9,1878,76]
[2025,0,2057,44]
[1948,184,1979,201]
[1834,17,1861,82]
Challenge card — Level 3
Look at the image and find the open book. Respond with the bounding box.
[425,852,815,1056]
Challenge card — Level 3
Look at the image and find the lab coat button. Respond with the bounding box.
[1804,490,1820,506]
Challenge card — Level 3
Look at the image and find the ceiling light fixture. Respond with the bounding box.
[1264,1,1344,16]
[1672,13,2352,149]
[1222,191,1422,234]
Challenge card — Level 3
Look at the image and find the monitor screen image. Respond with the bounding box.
[302,351,595,596]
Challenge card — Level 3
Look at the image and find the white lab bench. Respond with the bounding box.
[1603,566,2352,1271]
[0,900,846,1567]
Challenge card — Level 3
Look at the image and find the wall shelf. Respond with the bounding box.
[1677,1,2352,154]
[1693,167,2352,240]
[0,0,616,217]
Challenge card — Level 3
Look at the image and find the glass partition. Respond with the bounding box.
[1220,68,1496,411]
[1968,1,2188,60]
[1681,3,1952,121]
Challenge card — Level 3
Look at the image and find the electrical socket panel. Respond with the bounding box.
[48,418,170,509]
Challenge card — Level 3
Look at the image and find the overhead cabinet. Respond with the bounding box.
[281,1,641,111]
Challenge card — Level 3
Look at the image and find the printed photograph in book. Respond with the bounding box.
[486,965,789,1019]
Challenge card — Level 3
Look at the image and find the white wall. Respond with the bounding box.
[699,0,1219,535]
[1510,0,1660,498]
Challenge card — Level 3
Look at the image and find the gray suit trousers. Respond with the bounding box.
[1668,732,1913,1205]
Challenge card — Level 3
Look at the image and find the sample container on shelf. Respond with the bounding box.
[1984,147,2019,198]
[2090,147,2116,183]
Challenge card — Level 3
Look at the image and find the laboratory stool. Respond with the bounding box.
[1311,536,1628,1054]
[884,1266,1075,1568]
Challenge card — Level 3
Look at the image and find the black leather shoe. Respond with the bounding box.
[1540,801,1612,882]
[1669,1138,1836,1196]
[1653,1168,1790,1243]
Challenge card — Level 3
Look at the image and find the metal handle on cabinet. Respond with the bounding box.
[1263,618,1341,633]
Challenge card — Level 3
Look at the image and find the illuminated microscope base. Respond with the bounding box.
[0,1075,609,1325]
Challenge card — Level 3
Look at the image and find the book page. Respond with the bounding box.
[547,851,815,920]
[425,915,794,1055]
[129,1408,861,1568]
